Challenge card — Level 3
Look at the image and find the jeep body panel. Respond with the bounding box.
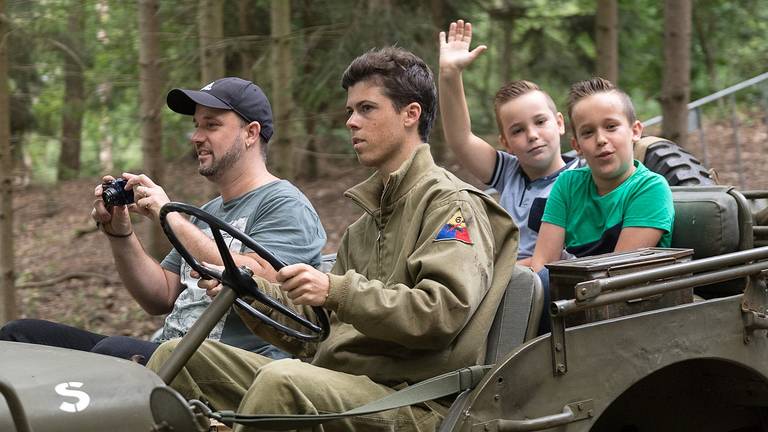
[445,295,768,431]
[0,341,164,432]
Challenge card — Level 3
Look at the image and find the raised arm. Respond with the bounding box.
[92,176,181,315]
[438,20,498,183]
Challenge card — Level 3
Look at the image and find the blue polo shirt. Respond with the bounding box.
[487,151,578,259]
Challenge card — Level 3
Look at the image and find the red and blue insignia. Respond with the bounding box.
[434,209,472,244]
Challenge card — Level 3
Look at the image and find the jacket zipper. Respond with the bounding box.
[377,181,394,277]
[346,192,385,277]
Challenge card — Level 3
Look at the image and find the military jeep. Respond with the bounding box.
[3,181,768,431]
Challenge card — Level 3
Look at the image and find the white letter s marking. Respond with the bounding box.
[55,382,91,413]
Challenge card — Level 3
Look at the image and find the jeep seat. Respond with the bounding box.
[671,185,753,297]
[440,266,543,430]
[671,186,752,258]
[484,265,544,364]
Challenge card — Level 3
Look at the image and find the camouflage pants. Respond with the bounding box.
[147,339,443,432]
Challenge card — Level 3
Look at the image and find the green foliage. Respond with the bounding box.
[6,0,768,183]
[23,133,60,183]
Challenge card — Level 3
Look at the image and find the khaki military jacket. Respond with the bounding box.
[243,145,519,386]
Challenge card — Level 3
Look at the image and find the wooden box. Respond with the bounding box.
[547,248,694,326]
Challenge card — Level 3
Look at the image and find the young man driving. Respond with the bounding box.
[148,48,519,431]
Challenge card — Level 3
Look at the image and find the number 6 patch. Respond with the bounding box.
[434,209,473,245]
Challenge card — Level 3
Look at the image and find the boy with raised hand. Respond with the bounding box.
[531,77,674,275]
[439,19,578,264]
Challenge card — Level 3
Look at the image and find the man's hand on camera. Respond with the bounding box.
[123,173,171,220]
[92,175,133,237]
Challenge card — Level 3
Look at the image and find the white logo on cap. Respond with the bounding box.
[201,82,214,91]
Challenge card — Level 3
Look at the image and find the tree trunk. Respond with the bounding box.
[270,0,294,179]
[660,0,691,147]
[0,0,17,322]
[96,83,114,173]
[595,0,619,84]
[366,0,392,46]
[9,30,35,185]
[57,0,86,180]
[198,0,224,199]
[97,120,114,173]
[429,0,445,30]
[499,23,513,85]
[238,0,254,80]
[692,7,718,95]
[428,0,450,161]
[300,0,317,179]
[139,0,169,259]
[96,1,113,173]
[198,0,224,84]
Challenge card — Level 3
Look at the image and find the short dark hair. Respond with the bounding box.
[341,47,437,143]
[567,77,636,135]
[493,80,558,135]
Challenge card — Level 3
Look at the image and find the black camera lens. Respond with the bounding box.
[102,178,134,207]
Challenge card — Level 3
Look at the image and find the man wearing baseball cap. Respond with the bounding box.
[1,77,327,364]
[166,77,275,149]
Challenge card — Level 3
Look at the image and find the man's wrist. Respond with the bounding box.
[438,65,463,78]
[322,273,331,306]
[96,222,133,238]
[104,230,133,238]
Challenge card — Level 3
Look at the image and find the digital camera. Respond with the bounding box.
[102,177,134,207]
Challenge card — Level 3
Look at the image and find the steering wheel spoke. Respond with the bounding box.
[159,202,330,342]
[211,228,238,271]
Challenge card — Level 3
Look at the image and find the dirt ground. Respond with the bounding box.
[7,118,768,339]
[9,154,375,338]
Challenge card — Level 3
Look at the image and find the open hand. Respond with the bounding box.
[439,20,487,73]
[123,172,170,220]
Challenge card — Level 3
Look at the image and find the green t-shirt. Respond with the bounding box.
[542,160,674,257]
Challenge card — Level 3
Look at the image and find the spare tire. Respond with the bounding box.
[641,138,714,186]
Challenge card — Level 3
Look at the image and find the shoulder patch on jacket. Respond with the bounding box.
[434,209,472,244]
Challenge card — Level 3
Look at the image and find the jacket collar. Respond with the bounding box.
[345,144,434,214]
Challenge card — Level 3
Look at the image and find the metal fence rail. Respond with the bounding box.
[643,72,768,189]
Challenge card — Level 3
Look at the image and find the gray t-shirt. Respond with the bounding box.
[156,180,326,353]
[488,151,578,259]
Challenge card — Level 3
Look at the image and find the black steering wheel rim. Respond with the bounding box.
[159,202,329,342]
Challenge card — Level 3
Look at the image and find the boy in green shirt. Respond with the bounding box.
[531,78,674,333]
[532,77,674,270]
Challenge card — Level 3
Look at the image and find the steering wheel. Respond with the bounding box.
[159,202,329,342]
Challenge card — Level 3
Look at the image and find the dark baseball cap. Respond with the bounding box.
[166,77,274,143]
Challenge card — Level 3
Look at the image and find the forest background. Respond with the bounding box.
[0,0,767,336]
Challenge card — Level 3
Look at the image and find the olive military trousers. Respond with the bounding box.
[147,339,444,432]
